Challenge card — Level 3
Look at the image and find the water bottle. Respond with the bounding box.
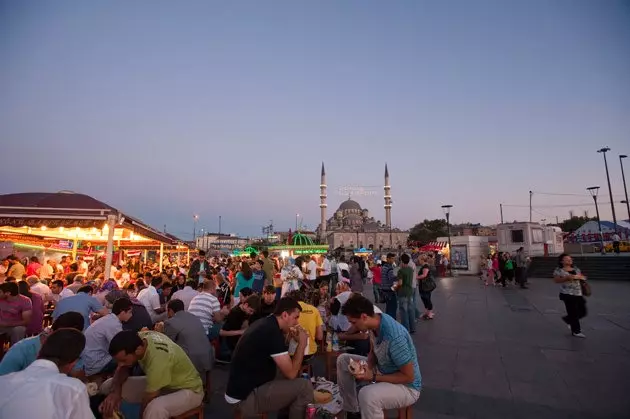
[332,332,339,351]
[326,330,333,352]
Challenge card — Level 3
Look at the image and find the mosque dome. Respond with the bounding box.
[338,198,362,212]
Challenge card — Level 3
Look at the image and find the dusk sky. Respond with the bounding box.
[2,0,629,239]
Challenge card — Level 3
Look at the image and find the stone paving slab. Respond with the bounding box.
[203,277,630,418]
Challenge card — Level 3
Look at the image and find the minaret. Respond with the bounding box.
[320,162,327,238]
[384,164,392,228]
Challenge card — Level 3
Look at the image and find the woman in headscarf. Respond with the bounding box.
[94,277,119,305]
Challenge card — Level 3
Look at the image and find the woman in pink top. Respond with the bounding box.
[17,281,44,336]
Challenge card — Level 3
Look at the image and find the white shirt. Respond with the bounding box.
[408,259,417,289]
[109,265,118,279]
[307,260,318,280]
[0,359,95,419]
[612,234,620,241]
[83,314,123,375]
[79,261,89,275]
[188,292,221,334]
[321,258,332,276]
[42,264,55,280]
[337,262,349,277]
[170,286,200,311]
[137,285,162,322]
[30,282,53,302]
[52,287,75,303]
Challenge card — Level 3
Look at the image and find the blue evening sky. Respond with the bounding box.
[1,0,629,239]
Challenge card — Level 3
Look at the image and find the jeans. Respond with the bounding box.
[235,376,314,419]
[412,288,421,319]
[383,290,398,320]
[419,290,433,310]
[398,296,415,333]
[560,293,587,334]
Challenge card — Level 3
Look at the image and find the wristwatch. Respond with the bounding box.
[371,371,377,384]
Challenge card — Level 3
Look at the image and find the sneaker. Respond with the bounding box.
[572,332,586,338]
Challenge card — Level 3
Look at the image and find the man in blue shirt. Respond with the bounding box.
[0,311,85,376]
[336,294,421,419]
[53,285,109,330]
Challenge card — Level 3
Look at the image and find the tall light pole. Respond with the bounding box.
[587,187,605,254]
[442,205,453,272]
[218,215,222,235]
[193,214,199,243]
[620,155,630,221]
[597,147,617,231]
[295,213,299,231]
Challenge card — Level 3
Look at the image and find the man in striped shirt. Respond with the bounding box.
[188,280,224,337]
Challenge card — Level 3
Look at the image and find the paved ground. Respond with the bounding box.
[204,277,630,418]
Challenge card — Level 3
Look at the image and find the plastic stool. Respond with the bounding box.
[171,404,204,419]
[384,405,412,419]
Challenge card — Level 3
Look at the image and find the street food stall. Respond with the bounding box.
[0,192,186,274]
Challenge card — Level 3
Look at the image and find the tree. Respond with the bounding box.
[408,219,448,244]
[558,216,596,233]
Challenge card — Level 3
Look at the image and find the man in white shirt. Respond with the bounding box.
[188,280,223,336]
[77,256,89,276]
[50,279,75,302]
[137,277,166,323]
[42,259,56,280]
[307,256,318,283]
[170,280,200,311]
[26,275,53,302]
[612,233,621,254]
[0,328,94,419]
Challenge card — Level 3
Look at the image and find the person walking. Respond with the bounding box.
[515,247,528,289]
[553,254,588,338]
[417,255,437,320]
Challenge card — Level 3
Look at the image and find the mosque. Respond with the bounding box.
[316,163,409,250]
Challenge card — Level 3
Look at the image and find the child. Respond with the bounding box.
[251,260,266,294]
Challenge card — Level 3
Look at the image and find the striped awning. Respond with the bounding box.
[419,241,448,251]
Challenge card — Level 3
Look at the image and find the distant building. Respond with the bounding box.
[315,163,409,250]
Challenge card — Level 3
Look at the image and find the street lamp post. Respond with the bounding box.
[442,205,453,274]
[295,213,299,231]
[193,214,199,244]
[587,187,605,254]
[620,155,630,221]
[597,147,617,231]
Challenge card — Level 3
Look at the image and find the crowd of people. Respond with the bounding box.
[0,247,441,418]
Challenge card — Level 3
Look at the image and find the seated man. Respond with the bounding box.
[249,285,278,324]
[157,299,213,386]
[336,295,421,419]
[187,279,224,338]
[53,285,109,330]
[0,282,33,344]
[225,297,314,418]
[285,290,323,359]
[220,293,261,354]
[170,280,199,311]
[106,290,153,333]
[100,330,204,419]
[50,279,74,302]
[0,328,93,419]
[83,298,134,377]
[0,311,85,376]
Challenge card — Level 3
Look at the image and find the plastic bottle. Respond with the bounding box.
[332,332,339,351]
[326,330,333,352]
